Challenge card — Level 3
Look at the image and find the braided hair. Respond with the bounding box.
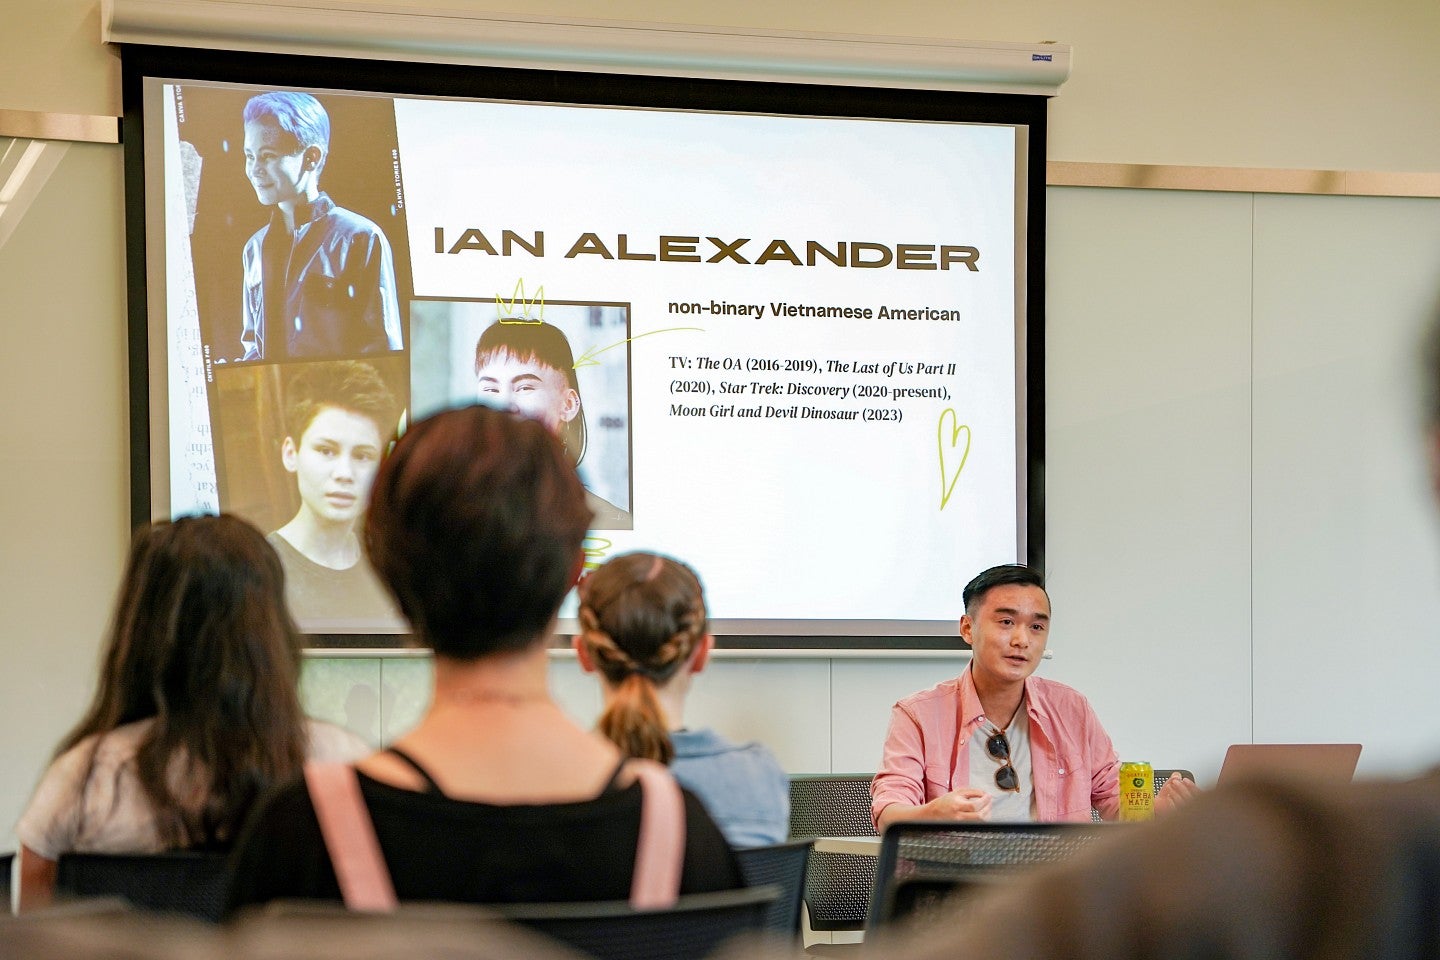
[576,553,708,764]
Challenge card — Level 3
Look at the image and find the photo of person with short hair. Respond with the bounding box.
[473,320,584,461]
[269,360,402,628]
[408,299,634,532]
[240,91,404,361]
[473,319,631,529]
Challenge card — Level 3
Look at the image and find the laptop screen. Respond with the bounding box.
[1216,743,1362,787]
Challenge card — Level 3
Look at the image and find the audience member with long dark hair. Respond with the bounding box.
[14,514,367,911]
[576,552,789,847]
[225,406,740,912]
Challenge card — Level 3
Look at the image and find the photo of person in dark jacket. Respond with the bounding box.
[239,91,403,362]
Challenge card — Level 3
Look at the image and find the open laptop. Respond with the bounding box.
[1216,743,1362,787]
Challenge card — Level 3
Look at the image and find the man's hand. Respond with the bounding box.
[1155,773,1201,814]
[924,787,993,821]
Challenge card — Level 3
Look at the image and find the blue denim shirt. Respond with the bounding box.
[669,728,789,848]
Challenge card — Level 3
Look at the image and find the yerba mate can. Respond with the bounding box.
[1118,761,1155,822]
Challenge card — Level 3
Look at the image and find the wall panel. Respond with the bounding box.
[0,141,130,852]
[1252,193,1440,775]
[1043,186,1255,782]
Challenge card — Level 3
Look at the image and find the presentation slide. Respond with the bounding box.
[144,79,1028,643]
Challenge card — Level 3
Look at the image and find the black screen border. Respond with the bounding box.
[120,42,1047,652]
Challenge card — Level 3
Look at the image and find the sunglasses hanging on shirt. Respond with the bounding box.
[986,730,1020,792]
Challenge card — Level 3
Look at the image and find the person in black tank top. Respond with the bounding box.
[384,746,630,797]
[226,406,741,914]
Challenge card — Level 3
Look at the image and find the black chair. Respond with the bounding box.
[735,840,811,940]
[867,820,1120,930]
[788,774,877,935]
[1091,767,1196,821]
[500,885,778,959]
[1,851,13,910]
[54,850,230,922]
[265,886,780,960]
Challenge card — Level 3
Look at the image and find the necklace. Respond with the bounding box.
[986,696,1026,737]
[437,687,549,708]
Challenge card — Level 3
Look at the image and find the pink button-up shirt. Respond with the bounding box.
[871,670,1120,828]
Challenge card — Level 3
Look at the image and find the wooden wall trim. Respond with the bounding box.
[1047,161,1440,198]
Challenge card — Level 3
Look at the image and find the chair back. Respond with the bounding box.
[788,774,876,932]
[867,821,1119,929]
[261,888,778,960]
[1,850,13,911]
[735,840,811,939]
[54,850,230,922]
[498,885,778,960]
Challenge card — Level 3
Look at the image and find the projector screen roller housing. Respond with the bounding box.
[123,45,1047,650]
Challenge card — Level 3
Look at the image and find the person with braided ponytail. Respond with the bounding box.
[576,552,789,848]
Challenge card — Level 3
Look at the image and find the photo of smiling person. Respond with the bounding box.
[269,360,403,627]
[408,299,634,531]
[474,320,631,529]
[164,82,412,367]
[239,91,403,361]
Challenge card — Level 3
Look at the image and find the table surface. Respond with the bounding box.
[812,836,883,856]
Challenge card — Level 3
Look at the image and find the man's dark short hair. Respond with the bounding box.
[962,564,1047,616]
[364,405,593,659]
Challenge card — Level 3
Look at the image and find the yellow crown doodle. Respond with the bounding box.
[496,279,545,324]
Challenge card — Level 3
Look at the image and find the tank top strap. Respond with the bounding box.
[599,756,631,794]
[624,758,686,910]
[384,745,445,796]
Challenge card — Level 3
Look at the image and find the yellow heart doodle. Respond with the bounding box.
[937,409,971,510]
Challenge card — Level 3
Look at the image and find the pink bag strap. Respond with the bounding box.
[625,759,686,910]
[303,762,398,913]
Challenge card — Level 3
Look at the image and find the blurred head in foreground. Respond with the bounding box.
[365,404,592,657]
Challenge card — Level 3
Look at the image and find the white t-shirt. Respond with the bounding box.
[969,708,1036,822]
[15,717,369,860]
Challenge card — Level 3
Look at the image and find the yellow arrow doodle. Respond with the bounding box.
[937,408,972,510]
[573,327,705,369]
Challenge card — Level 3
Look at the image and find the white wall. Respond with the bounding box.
[5,0,1440,849]
[0,134,130,850]
[285,0,1440,172]
[1249,193,1440,771]
[1044,187,1440,778]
